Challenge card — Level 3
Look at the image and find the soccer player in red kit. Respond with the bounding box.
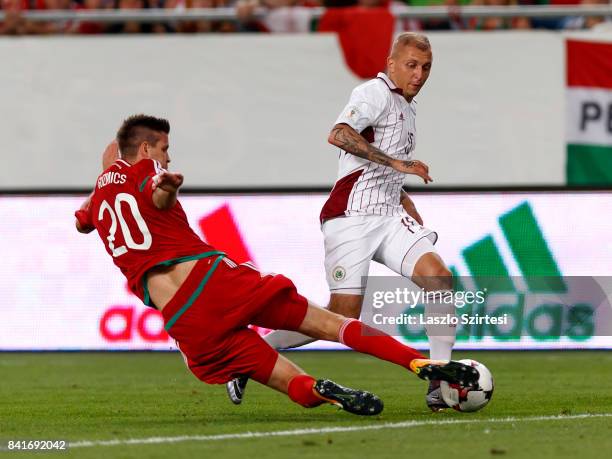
[75,114,478,416]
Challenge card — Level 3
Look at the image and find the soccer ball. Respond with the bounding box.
[440,359,494,412]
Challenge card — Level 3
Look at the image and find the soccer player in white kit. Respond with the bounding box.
[228,33,457,411]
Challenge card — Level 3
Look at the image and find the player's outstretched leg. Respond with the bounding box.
[228,301,477,406]
[264,353,383,416]
[226,296,363,405]
[412,251,458,411]
[261,294,363,351]
[297,304,479,389]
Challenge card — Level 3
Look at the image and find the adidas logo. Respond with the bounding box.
[398,201,598,342]
[450,202,566,294]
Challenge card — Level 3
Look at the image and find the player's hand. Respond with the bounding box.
[75,192,95,234]
[392,160,433,184]
[152,171,184,192]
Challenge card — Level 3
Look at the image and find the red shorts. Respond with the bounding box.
[161,257,309,385]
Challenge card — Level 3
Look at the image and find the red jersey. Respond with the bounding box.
[88,158,215,305]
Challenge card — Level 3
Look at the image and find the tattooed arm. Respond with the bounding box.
[400,189,424,225]
[328,123,433,184]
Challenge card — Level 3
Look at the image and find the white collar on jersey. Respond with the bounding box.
[115,159,132,168]
[376,72,404,96]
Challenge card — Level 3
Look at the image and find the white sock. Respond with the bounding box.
[263,330,316,350]
[424,290,457,361]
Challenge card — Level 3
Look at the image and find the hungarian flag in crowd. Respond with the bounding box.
[566,40,612,185]
[318,7,394,79]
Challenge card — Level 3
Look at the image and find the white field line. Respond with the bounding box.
[71,413,612,448]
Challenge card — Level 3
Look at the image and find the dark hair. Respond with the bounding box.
[116,114,170,159]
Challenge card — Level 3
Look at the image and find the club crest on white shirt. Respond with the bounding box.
[332,266,346,282]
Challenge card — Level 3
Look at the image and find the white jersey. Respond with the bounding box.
[320,72,417,223]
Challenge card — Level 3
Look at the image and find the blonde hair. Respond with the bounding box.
[390,33,431,58]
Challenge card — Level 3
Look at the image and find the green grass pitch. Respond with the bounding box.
[1,351,611,458]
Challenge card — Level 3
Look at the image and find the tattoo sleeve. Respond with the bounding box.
[329,124,395,167]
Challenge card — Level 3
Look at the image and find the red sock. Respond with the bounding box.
[339,319,426,371]
[287,374,325,408]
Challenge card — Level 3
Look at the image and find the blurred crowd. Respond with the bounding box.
[1,0,611,35]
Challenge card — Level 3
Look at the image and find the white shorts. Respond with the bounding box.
[322,215,438,295]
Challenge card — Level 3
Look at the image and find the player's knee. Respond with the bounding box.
[414,262,453,291]
[428,266,452,291]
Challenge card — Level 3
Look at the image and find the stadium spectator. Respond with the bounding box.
[391,0,422,31]
[107,0,171,34]
[35,0,78,34]
[4,0,610,35]
[467,0,532,30]
[0,0,37,34]
[146,0,178,33]
[72,0,112,34]
[176,0,237,33]
[394,0,470,31]
[236,0,321,33]
[562,0,612,29]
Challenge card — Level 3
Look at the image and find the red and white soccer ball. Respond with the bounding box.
[440,359,494,412]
